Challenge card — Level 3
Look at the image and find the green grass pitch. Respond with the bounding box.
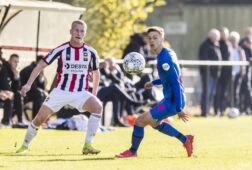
[0,116,252,170]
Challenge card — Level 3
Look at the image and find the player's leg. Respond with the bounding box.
[81,95,103,155]
[16,105,53,154]
[151,99,194,157]
[151,100,186,142]
[16,89,63,154]
[116,111,155,158]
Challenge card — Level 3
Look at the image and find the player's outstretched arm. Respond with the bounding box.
[92,69,100,96]
[21,60,48,96]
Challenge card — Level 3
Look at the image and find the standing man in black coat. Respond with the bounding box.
[198,29,222,117]
[214,27,231,116]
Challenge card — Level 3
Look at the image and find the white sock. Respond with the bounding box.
[85,114,101,144]
[23,121,39,147]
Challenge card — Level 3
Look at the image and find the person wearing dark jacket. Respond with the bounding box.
[20,55,47,119]
[0,49,13,126]
[199,29,222,117]
[7,54,24,124]
[239,36,252,114]
[214,27,231,116]
[98,57,135,126]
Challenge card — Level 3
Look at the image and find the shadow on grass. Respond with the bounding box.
[0,153,115,161]
[0,152,81,157]
[20,157,115,162]
[141,154,198,159]
[0,165,5,168]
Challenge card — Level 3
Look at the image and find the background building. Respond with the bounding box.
[146,0,252,59]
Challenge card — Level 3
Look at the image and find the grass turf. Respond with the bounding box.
[0,116,252,170]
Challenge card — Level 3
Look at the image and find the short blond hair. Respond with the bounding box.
[71,20,87,30]
[147,26,165,39]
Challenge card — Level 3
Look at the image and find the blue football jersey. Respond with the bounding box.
[152,48,185,112]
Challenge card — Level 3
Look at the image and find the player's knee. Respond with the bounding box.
[152,122,161,130]
[134,117,144,126]
[33,117,43,126]
[91,99,103,114]
[134,116,147,127]
[95,100,103,114]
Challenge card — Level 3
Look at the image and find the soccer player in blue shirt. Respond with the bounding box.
[116,26,194,158]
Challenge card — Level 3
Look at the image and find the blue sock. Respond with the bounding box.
[130,125,144,154]
[154,122,186,143]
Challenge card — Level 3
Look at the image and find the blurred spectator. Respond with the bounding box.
[239,35,252,114]
[239,27,252,46]
[122,33,151,79]
[229,31,246,111]
[98,57,132,126]
[0,51,15,125]
[122,33,145,59]
[124,74,157,116]
[198,29,222,117]
[20,55,47,119]
[7,54,24,124]
[214,27,231,116]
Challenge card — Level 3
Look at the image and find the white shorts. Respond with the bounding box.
[43,88,93,112]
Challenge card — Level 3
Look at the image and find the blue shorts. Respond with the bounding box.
[150,98,185,121]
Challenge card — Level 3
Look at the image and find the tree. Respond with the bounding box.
[70,0,165,58]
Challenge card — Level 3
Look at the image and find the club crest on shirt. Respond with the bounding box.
[83,52,89,61]
[162,63,170,71]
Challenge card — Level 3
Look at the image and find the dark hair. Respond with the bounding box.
[10,53,19,59]
[244,36,252,44]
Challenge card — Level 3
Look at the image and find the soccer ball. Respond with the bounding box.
[123,52,145,74]
[227,108,240,118]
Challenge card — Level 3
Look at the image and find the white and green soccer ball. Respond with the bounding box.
[123,52,145,74]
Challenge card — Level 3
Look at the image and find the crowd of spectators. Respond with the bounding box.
[0,48,47,127]
[199,27,252,117]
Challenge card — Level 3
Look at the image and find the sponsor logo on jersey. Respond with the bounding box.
[65,63,70,69]
[65,63,87,69]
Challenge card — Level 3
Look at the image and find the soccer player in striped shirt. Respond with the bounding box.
[116,26,194,158]
[16,20,103,155]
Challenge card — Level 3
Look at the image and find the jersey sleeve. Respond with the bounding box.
[162,50,184,112]
[152,79,162,85]
[169,62,184,112]
[42,46,64,65]
[90,49,100,71]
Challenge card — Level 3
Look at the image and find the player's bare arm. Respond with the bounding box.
[92,69,100,96]
[21,59,48,96]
